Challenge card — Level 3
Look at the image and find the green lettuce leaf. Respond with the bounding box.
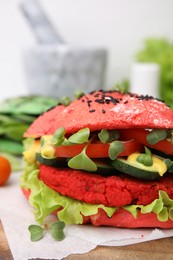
[20,163,115,225]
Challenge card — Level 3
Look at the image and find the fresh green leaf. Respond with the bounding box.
[146,129,168,145]
[67,128,90,144]
[52,127,66,146]
[74,89,85,99]
[108,141,124,160]
[164,159,173,173]
[0,139,23,155]
[49,221,65,241]
[58,96,71,106]
[20,165,116,225]
[3,124,29,141]
[68,146,97,171]
[28,225,44,242]
[98,129,120,143]
[137,147,153,166]
[0,96,59,115]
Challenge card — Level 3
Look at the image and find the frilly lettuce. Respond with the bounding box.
[20,162,173,225]
[20,163,116,225]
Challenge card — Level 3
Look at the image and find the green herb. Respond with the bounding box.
[28,221,66,242]
[146,129,168,145]
[0,139,23,155]
[49,221,65,241]
[40,137,45,146]
[58,96,71,106]
[52,127,66,146]
[108,141,124,160]
[68,146,97,171]
[164,159,173,172]
[113,80,129,93]
[67,128,90,144]
[98,129,120,143]
[74,89,85,99]
[137,147,153,166]
[28,225,44,242]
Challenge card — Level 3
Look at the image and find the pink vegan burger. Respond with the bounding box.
[20,90,173,228]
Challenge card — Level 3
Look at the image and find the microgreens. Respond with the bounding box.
[146,129,168,145]
[52,127,90,147]
[67,128,90,144]
[98,129,120,143]
[137,147,153,166]
[164,159,173,172]
[49,221,65,241]
[28,225,44,242]
[28,221,65,242]
[68,145,97,171]
[52,127,66,146]
[108,141,124,160]
[74,89,85,99]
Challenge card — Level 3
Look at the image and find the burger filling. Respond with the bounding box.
[20,127,173,225]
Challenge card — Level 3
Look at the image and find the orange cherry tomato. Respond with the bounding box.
[55,139,142,158]
[0,156,11,186]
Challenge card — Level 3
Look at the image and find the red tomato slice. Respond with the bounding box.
[120,129,173,156]
[55,139,142,158]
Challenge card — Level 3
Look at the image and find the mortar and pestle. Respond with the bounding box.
[20,0,107,98]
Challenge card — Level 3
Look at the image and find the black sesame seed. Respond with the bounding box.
[105,99,110,104]
[89,109,96,113]
[102,109,106,113]
[87,100,92,107]
[95,99,105,104]
[124,100,128,104]
[93,93,100,97]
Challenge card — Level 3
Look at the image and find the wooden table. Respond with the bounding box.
[1,220,173,260]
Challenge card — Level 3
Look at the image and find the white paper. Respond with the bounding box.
[0,172,173,260]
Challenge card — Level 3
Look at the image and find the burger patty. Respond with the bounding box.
[39,164,173,207]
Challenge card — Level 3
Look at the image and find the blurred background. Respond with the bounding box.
[0,0,173,104]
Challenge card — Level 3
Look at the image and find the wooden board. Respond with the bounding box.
[1,220,173,260]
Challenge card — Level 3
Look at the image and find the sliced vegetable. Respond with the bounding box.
[111,157,161,180]
[93,159,115,176]
[120,129,173,156]
[36,153,67,167]
[55,139,142,158]
[127,152,167,177]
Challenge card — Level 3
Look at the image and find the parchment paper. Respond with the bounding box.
[0,172,173,260]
